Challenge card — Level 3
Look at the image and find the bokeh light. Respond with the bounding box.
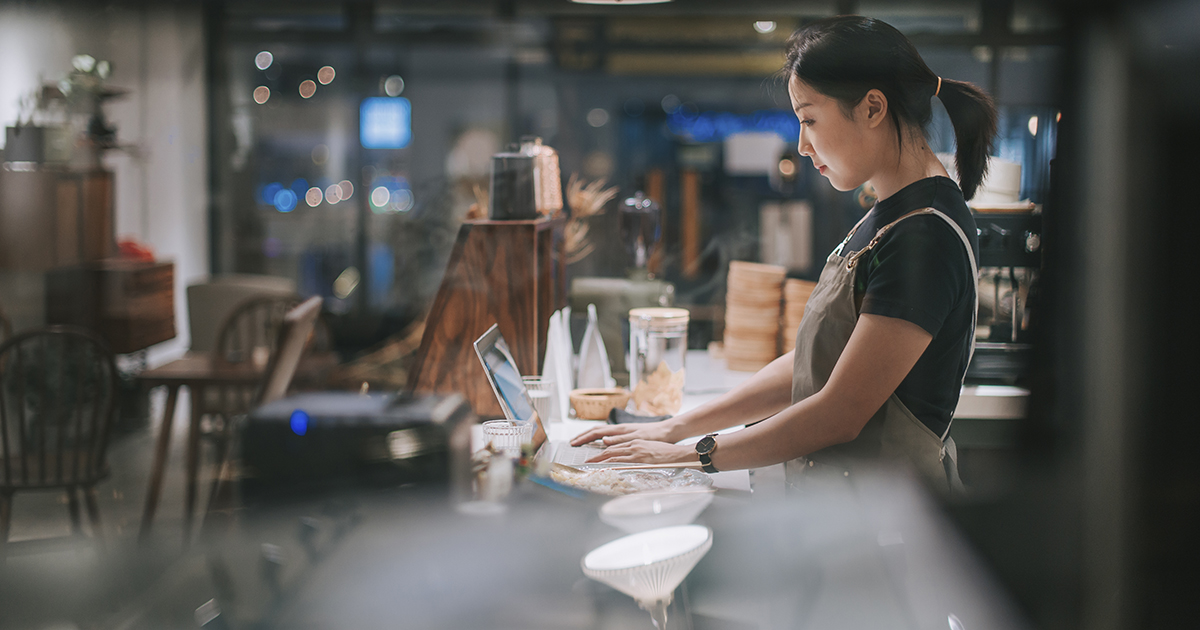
[318,66,336,85]
[392,188,414,212]
[255,51,273,70]
[253,86,270,104]
[273,188,298,213]
[753,21,777,34]
[325,184,342,205]
[661,94,681,113]
[290,178,309,198]
[299,80,317,99]
[384,75,405,97]
[370,186,391,208]
[586,108,610,128]
[306,187,323,207]
[311,144,330,165]
[260,182,284,205]
[333,267,361,299]
[337,180,354,200]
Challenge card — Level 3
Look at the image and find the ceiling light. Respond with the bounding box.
[754,21,777,34]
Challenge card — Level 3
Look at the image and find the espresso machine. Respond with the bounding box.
[967,210,1042,384]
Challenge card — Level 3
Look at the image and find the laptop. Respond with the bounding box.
[473,324,605,466]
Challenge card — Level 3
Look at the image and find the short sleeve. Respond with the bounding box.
[858,216,969,337]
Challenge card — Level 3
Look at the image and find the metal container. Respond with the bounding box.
[628,307,689,416]
[620,191,662,274]
[488,150,538,220]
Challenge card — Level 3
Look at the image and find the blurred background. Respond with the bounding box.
[0,1,1197,629]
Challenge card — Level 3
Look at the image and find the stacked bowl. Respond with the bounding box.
[723,261,786,371]
[782,279,817,350]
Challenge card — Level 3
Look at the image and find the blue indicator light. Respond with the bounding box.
[360,97,412,149]
[290,409,309,436]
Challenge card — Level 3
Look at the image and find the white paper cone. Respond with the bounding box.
[578,303,616,389]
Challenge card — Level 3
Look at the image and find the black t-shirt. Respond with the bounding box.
[842,176,978,437]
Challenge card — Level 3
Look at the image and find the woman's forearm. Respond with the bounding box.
[705,389,849,470]
[663,351,796,441]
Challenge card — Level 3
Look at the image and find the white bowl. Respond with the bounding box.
[599,490,714,534]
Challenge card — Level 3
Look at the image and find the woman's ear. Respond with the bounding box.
[862,89,888,128]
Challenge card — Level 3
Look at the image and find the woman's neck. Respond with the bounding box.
[868,136,950,201]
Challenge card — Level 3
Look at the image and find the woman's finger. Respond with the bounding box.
[601,432,639,446]
[586,446,628,463]
[570,425,627,446]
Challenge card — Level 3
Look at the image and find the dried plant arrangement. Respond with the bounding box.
[564,173,619,264]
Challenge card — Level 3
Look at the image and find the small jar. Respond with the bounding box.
[628,307,689,416]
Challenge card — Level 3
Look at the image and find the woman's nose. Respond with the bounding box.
[796,130,813,157]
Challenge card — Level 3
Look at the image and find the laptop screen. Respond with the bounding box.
[473,325,548,451]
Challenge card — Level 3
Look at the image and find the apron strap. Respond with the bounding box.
[832,207,875,257]
[842,207,979,441]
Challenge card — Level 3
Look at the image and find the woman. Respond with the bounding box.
[571,15,997,491]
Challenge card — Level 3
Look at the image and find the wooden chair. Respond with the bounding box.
[0,327,119,549]
[137,296,332,543]
[201,296,324,535]
[203,295,332,423]
[257,296,326,406]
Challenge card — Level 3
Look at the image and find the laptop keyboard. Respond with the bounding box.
[554,443,604,466]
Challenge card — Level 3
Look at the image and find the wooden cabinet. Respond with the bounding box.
[407,217,565,417]
[0,169,114,271]
[45,260,175,354]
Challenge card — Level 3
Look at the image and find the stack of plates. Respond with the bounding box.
[724,261,786,371]
[782,279,817,349]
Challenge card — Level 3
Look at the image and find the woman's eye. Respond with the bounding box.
[801,119,815,126]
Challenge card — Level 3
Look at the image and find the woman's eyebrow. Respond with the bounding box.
[793,102,812,110]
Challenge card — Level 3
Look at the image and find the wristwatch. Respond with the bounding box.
[696,434,720,474]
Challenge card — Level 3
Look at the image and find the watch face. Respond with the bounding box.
[696,436,716,455]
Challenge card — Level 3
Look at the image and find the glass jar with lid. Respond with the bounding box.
[628,307,689,416]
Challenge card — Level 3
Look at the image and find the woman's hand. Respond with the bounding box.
[585,440,695,465]
[569,419,677,448]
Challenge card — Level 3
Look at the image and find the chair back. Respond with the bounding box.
[0,327,119,489]
[187,275,298,353]
[212,296,299,370]
[258,296,325,405]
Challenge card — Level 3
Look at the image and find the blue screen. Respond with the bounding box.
[481,341,536,423]
[360,97,412,149]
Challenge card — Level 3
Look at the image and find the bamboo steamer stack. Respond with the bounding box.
[723,261,786,372]
[783,279,818,349]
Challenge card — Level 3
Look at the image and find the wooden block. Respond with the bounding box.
[407,217,566,417]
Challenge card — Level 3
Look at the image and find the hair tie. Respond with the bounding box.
[935,76,942,97]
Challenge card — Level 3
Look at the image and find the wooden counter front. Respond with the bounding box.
[407,217,565,417]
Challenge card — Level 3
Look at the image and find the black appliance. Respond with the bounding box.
[968,211,1042,383]
[240,392,476,500]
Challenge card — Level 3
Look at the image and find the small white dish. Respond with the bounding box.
[599,490,715,533]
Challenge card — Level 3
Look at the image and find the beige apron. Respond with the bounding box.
[784,207,978,494]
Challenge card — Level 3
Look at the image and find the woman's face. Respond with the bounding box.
[788,75,882,192]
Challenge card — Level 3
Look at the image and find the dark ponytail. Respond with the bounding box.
[935,78,998,201]
[784,16,998,200]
